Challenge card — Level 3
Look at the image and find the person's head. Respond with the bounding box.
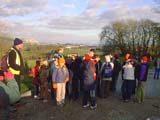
[95,54,100,62]
[88,48,95,57]
[125,53,131,61]
[41,60,48,67]
[57,47,64,54]
[105,53,111,62]
[58,57,65,67]
[14,38,24,50]
[36,60,41,66]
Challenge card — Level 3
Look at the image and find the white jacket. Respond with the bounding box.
[123,63,135,80]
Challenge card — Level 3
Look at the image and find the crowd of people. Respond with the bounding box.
[30,46,149,108]
[0,37,151,119]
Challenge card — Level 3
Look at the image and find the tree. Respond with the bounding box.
[100,19,160,58]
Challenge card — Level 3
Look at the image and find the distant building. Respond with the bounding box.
[23,38,39,45]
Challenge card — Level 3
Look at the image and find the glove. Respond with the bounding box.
[52,83,57,89]
[4,70,14,80]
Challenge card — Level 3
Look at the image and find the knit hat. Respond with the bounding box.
[142,56,148,62]
[14,38,23,46]
[125,53,131,60]
[58,57,65,64]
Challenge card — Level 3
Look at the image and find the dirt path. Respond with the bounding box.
[11,95,160,120]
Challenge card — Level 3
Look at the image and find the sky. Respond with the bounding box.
[0,0,159,45]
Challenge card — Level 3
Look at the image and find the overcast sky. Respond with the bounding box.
[0,0,159,45]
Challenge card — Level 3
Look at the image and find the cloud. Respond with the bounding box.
[62,3,76,9]
[83,0,108,17]
[87,0,108,9]
[0,0,160,45]
[0,0,51,16]
[6,20,99,45]
[99,5,160,23]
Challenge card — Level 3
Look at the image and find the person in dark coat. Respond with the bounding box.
[82,49,97,109]
[94,55,102,97]
[8,38,24,91]
[39,60,49,103]
[111,54,121,92]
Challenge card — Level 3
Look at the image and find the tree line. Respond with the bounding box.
[100,19,160,59]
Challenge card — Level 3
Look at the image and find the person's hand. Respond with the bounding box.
[65,77,69,82]
[20,75,24,80]
[52,83,57,89]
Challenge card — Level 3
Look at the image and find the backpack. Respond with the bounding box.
[0,52,10,71]
[102,62,113,78]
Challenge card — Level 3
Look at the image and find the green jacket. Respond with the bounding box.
[0,78,21,104]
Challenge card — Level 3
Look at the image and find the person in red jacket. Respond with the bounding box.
[30,60,41,99]
[82,49,97,109]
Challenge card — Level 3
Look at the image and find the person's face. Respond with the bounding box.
[96,57,100,62]
[59,49,64,54]
[59,62,65,67]
[17,43,24,49]
[89,51,94,57]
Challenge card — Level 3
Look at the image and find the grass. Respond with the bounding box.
[21,73,33,94]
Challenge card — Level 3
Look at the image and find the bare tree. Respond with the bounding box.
[100,19,160,58]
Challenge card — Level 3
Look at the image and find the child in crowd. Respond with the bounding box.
[135,56,149,103]
[30,60,41,99]
[100,53,114,98]
[52,57,69,107]
[121,58,135,102]
[39,60,49,103]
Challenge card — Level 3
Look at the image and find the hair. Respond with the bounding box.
[36,60,41,65]
[41,60,48,66]
[89,48,95,52]
[57,47,64,52]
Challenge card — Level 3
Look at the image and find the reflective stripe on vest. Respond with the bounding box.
[8,48,20,75]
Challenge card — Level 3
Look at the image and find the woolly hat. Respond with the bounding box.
[58,57,65,64]
[14,38,23,46]
[142,56,148,62]
[125,53,131,60]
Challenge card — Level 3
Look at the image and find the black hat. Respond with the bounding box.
[14,38,23,46]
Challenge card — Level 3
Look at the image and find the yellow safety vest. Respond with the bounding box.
[8,48,21,75]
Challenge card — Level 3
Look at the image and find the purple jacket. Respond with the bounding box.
[139,62,149,81]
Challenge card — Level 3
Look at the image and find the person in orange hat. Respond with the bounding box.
[135,55,149,103]
[52,57,69,107]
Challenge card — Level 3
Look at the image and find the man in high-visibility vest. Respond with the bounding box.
[8,38,24,91]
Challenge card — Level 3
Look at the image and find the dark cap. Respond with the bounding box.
[14,38,23,46]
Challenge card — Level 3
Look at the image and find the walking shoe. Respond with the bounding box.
[43,99,48,103]
[83,103,90,108]
[90,104,97,110]
[34,95,38,99]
